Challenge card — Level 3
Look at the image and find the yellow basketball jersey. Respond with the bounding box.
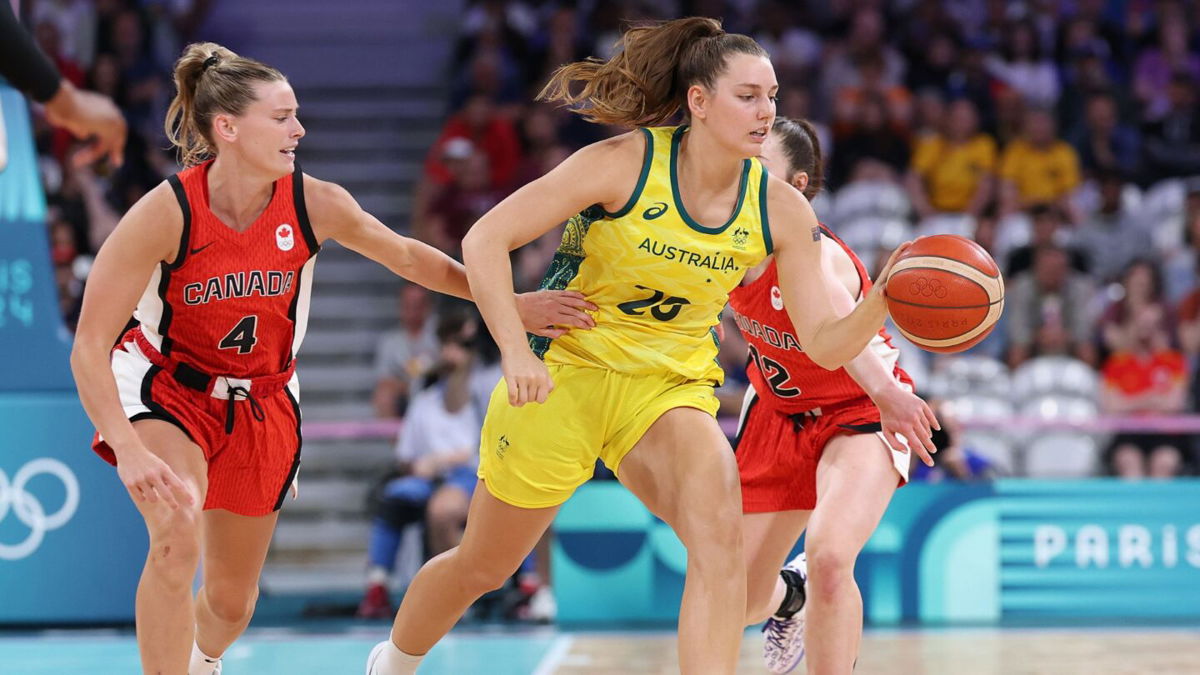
[531,125,773,384]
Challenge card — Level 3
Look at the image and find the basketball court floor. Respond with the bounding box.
[2,625,1197,673]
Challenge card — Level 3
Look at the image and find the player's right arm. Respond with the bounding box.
[70,182,194,509]
[462,132,644,406]
[769,177,912,370]
[820,244,939,464]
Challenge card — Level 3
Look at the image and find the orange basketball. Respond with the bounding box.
[883,235,1005,353]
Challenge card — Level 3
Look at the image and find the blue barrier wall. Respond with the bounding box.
[0,86,146,623]
[554,479,1200,626]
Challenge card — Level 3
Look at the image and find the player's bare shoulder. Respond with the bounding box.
[557,130,649,212]
[763,172,818,250]
[111,179,186,264]
[300,172,360,244]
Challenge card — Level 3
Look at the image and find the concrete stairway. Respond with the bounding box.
[202,0,463,594]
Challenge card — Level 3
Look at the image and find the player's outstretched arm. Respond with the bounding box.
[303,175,596,335]
[461,132,643,406]
[770,177,911,370]
[70,183,194,509]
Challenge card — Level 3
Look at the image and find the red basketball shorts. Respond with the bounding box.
[92,338,302,517]
[734,386,908,513]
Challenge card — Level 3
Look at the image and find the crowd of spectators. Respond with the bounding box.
[406,0,1200,479]
[22,0,210,330]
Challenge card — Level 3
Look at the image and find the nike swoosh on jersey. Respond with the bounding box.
[190,241,215,255]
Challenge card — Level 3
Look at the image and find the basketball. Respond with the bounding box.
[884,235,1005,353]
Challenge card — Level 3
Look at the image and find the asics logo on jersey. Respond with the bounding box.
[0,458,80,561]
[183,270,296,305]
[642,202,669,220]
[189,241,215,255]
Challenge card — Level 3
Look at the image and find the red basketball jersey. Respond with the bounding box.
[727,225,912,413]
[134,161,319,378]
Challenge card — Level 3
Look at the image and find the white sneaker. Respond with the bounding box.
[190,658,221,675]
[527,586,557,622]
[762,553,807,674]
[365,640,389,675]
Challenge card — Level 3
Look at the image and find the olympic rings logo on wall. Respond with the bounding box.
[0,458,80,561]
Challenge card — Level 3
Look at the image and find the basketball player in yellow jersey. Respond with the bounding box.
[368,17,914,675]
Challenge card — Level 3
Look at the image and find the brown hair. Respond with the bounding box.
[770,116,823,200]
[164,42,286,166]
[538,17,769,127]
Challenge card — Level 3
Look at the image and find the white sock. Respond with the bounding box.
[375,640,424,675]
[189,641,221,675]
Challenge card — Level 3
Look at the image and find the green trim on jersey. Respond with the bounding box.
[669,125,751,235]
[602,128,655,218]
[758,167,773,255]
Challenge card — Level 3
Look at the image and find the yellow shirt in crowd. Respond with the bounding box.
[998,139,1081,204]
[911,134,997,212]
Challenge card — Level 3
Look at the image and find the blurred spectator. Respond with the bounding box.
[422,94,522,192]
[1006,203,1089,278]
[752,0,821,84]
[1075,170,1154,284]
[29,0,96,69]
[423,143,505,257]
[372,285,440,418]
[905,30,960,95]
[1070,91,1141,178]
[1133,21,1200,122]
[359,311,496,619]
[832,50,913,135]
[1177,284,1200,410]
[525,6,595,91]
[910,87,947,142]
[822,7,906,109]
[828,93,909,190]
[986,19,1060,108]
[1164,185,1200,304]
[1099,260,1172,358]
[511,104,565,188]
[1101,309,1189,479]
[998,107,1082,217]
[906,98,996,219]
[909,400,996,482]
[1140,73,1200,184]
[945,39,999,134]
[1006,245,1097,368]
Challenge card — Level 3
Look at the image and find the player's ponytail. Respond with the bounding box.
[771,116,824,200]
[165,42,285,166]
[538,16,768,127]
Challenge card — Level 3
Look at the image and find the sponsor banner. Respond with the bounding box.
[554,480,1200,625]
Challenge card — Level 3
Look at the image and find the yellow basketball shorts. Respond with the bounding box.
[477,363,720,509]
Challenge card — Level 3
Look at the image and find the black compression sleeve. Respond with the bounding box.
[0,1,62,102]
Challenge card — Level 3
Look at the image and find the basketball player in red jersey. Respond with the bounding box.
[69,42,592,675]
[731,118,940,674]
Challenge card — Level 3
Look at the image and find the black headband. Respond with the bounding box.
[202,54,220,71]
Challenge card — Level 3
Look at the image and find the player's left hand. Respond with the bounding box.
[516,290,598,338]
[874,385,940,467]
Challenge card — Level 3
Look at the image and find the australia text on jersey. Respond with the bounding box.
[183,270,296,306]
[637,236,739,272]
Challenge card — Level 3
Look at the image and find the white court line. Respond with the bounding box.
[531,635,575,675]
